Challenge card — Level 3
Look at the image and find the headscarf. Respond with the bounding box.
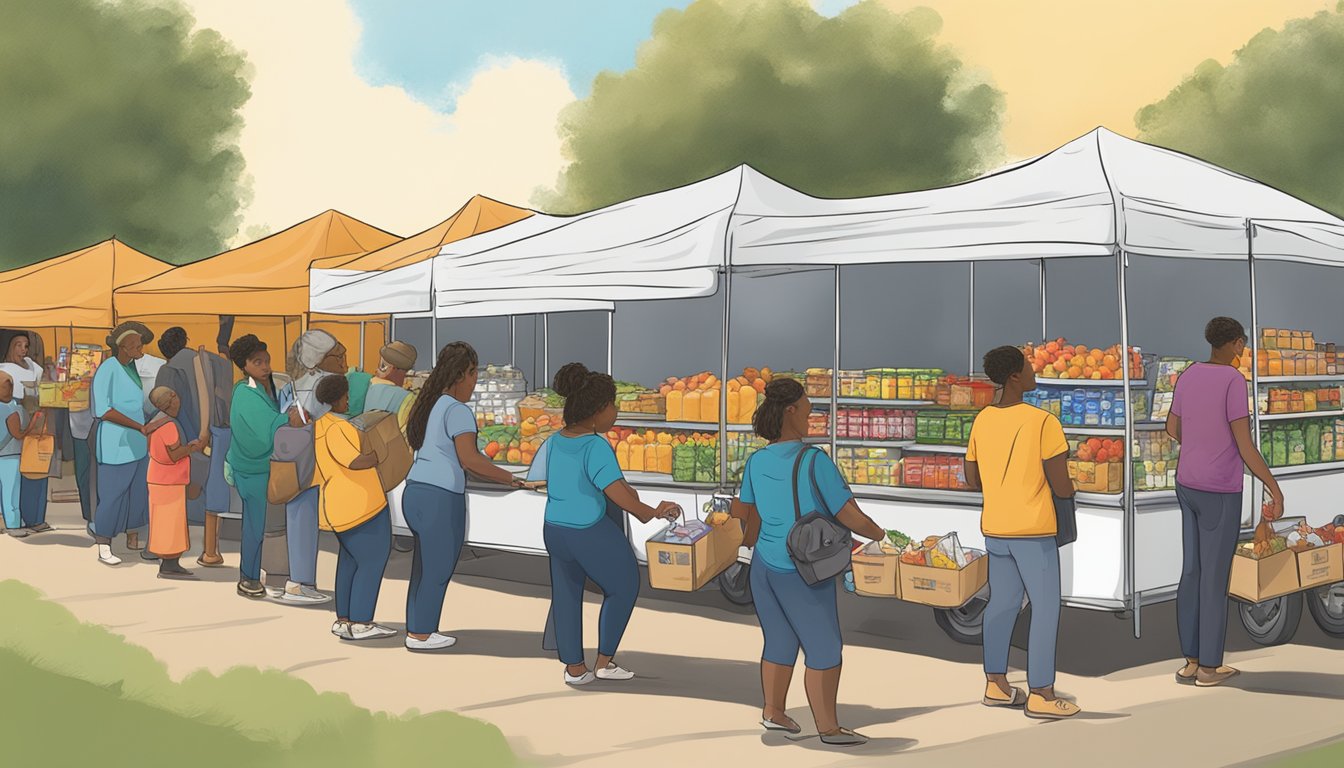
[291,329,338,372]
[106,321,154,352]
[380,341,416,371]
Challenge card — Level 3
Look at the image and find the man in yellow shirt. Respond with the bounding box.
[965,346,1080,720]
[313,375,395,642]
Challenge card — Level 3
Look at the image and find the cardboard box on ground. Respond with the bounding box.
[348,410,412,492]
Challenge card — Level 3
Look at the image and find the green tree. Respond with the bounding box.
[539,0,1004,213]
[1136,3,1344,218]
[0,0,250,269]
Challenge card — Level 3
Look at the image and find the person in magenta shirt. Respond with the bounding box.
[1166,317,1283,688]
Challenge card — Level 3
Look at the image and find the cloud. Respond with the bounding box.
[179,0,574,243]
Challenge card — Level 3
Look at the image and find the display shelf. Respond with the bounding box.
[1271,461,1344,478]
[1073,490,1178,508]
[1256,375,1344,384]
[614,418,754,432]
[1258,409,1344,422]
[1062,426,1126,436]
[822,397,938,408]
[836,439,916,449]
[1134,421,1170,431]
[622,471,720,491]
[1036,378,1148,388]
[905,443,967,455]
[850,485,981,504]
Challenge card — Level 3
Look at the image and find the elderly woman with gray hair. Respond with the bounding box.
[90,322,156,565]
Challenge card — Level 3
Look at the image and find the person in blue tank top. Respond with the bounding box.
[542,363,680,687]
[732,377,884,747]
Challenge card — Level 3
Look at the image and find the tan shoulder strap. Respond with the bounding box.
[193,347,212,442]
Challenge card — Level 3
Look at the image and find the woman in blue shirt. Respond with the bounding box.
[732,377,884,747]
[543,363,680,687]
[402,341,531,652]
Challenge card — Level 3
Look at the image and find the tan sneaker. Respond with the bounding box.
[1175,659,1198,685]
[1195,666,1240,687]
[983,681,1027,707]
[1025,693,1081,720]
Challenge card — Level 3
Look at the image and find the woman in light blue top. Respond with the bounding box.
[90,323,157,566]
[542,363,680,687]
[732,377,884,746]
[1,370,45,537]
[401,341,531,652]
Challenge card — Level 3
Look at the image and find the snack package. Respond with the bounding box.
[931,532,969,569]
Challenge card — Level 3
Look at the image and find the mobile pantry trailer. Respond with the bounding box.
[310,128,1344,643]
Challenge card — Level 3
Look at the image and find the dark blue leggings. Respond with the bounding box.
[544,516,639,666]
[334,508,391,624]
[403,482,467,636]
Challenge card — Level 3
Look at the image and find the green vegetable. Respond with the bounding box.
[886,529,912,549]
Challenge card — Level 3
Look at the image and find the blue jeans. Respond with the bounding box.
[983,536,1061,689]
[0,456,20,529]
[544,516,639,666]
[20,475,48,527]
[335,508,391,624]
[286,486,319,586]
[750,562,843,670]
[234,471,269,582]
[91,457,149,541]
[402,482,467,636]
[74,439,92,522]
[1175,483,1242,667]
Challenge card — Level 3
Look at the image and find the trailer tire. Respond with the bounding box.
[1237,593,1303,646]
[1306,582,1344,638]
[934,596,989,646]
[717,562,753,606]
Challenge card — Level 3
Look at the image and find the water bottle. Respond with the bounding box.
[843,571,856,593]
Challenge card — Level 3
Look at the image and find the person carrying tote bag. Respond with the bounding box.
[730,378,885,747]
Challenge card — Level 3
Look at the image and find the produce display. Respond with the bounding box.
[1024,339,1144,381]
[1068,437,1126,493]
[1024,385,1141,427]
[806,368,944,401]
[1260,418,1344,467]
[1240,328,1342,378]
[670,433,766,484]
[610,427,678,474]
[478,424,524,466]
[467,364,527,428]
[663,367,770,424]
[914,410,975,446]
[836,407,916,441]
[1133,431,1179,491]
[1260,385,1343,415]
[616,380,664,415]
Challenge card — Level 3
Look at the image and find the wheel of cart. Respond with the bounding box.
[1306,580,1344,637]
[716,561,753,606]
[1236,593,1304,646]
[933,593,989,645]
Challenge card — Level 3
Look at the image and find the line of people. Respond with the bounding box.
[4,315,1283,749]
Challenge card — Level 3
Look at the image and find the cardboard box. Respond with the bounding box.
[851,550,901,598]
[899,553,988,608]
[1229,548,1299,602]
[38,380,91,410]
[348,410,412,492]
[646,519,744,592]
[1296,542,1344,590]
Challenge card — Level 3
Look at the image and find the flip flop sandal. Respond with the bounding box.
[820,728,868,747]
[1175,670,1197,685]
[983,687,1027,707]
[761,718,802,735]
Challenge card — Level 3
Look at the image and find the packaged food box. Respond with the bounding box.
[38,379,91,410]
[646,517,744,592]
[1230,518,1303,602]
[851,540,901,598]
[898,533,988,608]
[1297,542,1344,590]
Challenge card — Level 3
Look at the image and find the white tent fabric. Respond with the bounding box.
[309,127,1344,318]
[733,127,1344,266]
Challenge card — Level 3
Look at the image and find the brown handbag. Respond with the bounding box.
[20,432,58,479]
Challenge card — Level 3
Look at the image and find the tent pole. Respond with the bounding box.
[968,263,976,374]
[1039,259,1047,340]
[832,266,840,456]
[510,316,516,368]
[1246,220,1262,528]
[720,262,732,489]
[543,314,550,386]
[606,310,613,375]
[359,321,366,372]
[1118,248,1138,639]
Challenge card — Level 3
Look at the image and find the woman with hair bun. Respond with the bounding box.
[541,362,681,687]
[731,377,885,746]
[401,341,532,651]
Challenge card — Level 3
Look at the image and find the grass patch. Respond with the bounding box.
[1267,739,1344,768]
[0,580,520,766]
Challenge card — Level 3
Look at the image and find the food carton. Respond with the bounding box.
[38,379,91,410]
[850,541,901,598]
[898,533,988,608]
[646,518,744,592]
[1229,518,1303,602]
[1296,542,1344,590]
[347,410,413,492]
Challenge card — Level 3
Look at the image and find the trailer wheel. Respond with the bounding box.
[1306,582,1344,638]
[392,535,414,553]
[934,596,989,645]
[717,562,753,606]
[1237,593,1303,646]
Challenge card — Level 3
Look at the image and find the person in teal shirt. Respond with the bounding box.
[227,334,302,599]
[732,377,884,746]
[90,322,156,566]
[541,363,679,687]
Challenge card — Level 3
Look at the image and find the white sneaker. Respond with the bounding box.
[596,663,635,681]
[97,544,122,566]
[564,669,596,687]
[278,581,332,605]
[346,623,397,641]
[331,621,352,639]
[405,633,457,651]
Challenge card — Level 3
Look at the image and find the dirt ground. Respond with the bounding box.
[4,484,1343,767]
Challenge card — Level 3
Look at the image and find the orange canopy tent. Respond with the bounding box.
[0,238,172,356]
[114,210,400,373]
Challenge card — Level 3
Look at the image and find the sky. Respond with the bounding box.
[180,0,1337,245]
